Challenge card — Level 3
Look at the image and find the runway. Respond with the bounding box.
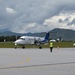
[0,48,75,75]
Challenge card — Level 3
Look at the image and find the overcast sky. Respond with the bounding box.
[0,0,75,33]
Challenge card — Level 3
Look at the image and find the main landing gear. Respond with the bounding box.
[39,45,42,49]
[22,46,25,49]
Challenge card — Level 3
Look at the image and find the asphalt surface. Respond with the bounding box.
[0,48,75,75]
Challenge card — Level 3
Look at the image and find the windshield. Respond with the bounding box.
[20,38,25,40]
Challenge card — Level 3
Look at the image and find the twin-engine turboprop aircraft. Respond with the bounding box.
[15,32,50,49]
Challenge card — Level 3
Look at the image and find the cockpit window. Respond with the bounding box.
[20,38,25,40]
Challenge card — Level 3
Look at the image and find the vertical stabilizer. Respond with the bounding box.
[44,32,50,40]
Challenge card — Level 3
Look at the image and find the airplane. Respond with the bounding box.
[14,32,50,49]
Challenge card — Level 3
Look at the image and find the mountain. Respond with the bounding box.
[0,31,20,36]
[0,28,75,41]
[50,28,75,41]
[0,31,43,36]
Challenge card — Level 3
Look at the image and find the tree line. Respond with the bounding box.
[0,36,20,42]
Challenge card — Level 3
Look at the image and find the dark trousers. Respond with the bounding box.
[50,47,53,52]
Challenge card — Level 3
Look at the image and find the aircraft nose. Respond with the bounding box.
[15,39,24,44]
[15,40,21,44]
[15,40,18,43]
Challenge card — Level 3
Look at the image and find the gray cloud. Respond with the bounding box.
[58,19,63,23]
[65,17,70,21]
[59,17,70,23]
[68,18,75,25]
[0,0,75,33]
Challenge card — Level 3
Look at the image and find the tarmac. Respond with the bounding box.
[0,48,75,75]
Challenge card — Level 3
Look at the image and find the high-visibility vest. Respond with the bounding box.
[50,42,53,47]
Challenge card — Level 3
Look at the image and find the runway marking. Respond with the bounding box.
[0,61,75,69]
[26,58,30,62]
[0,57,30,69]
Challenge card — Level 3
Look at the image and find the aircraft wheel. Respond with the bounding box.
[15,43,17,49]
[22,46,25,49]
[15,47,17,49]
[39,46,42,49]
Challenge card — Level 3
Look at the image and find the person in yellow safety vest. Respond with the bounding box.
[49,41,53,52]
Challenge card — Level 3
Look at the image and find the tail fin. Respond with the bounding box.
[41,32,50,43]
[44,32,50,40]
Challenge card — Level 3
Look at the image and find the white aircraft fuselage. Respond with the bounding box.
[15,32,50,49]
[15,36,44,44]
